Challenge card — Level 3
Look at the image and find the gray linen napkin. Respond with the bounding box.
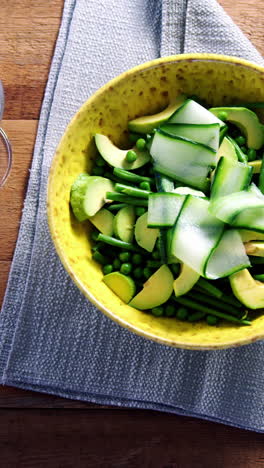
[1,0,264,432]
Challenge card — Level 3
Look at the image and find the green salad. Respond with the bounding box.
[70,95,264,326]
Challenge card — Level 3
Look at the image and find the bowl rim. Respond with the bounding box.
[47,52,264,350]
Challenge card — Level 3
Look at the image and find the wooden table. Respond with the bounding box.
[0,1,264,465]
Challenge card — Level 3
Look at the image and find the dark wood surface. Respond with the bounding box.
[0,0,264,466]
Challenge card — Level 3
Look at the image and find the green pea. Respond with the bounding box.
[171,263,180,276]
[103,264,113,275]
[92,251,109,265]
[92,166,104,176]
[134,267,143,279]
[143,267,152,279]
[139,181,151,191]
[247,148,257,161]
[113,258,121,270]
[176,307,188,321]
[136,138,146,150]
[206,315,220,326]
[240,145,247,153]
[135,207,146,217]
[126,150,137,163]
[91,231,99,242]
[217,111,228,121]
[119,251,131,262]
[235,135,246,146]
[152,307,164,317]
[165,304,175,317]
[152,250,160,260]
[120,263,132,275]
[95,156,105,167]
[132,253,142,265]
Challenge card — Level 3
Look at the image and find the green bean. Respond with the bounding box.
[227,136,248,163]
[253,274,264,281]
[106,192,148,206]
[115,183,151,199]
[250,256,264,264]
[97,234,145,253]
[188,311,206,322]
[108,203,128,211]
[113,168,153,184]
[188,291,242,317]
[146,260,162,268]
[258,158,264,194]
[104,171,125,183]
[194,283,242,308]
[196,278,223,298]
[172,296,251,325]
[92,250,109,265]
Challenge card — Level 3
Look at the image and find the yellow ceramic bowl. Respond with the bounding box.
[47,53,264,350]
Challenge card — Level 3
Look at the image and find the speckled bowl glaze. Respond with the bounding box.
[47,53,264,350]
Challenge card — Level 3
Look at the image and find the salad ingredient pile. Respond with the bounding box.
[70,94,264,326]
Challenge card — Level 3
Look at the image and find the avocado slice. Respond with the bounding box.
[70,175,114,221]
[244,241,264,257]
[248,160,262,174]
[94,134,150,170]
[217,136,237,162]
[103,272,136,303]
[209,107,264,150]
[128,95,186,134]
[173,263,200,297]
[238,229,264,242]
[134,212,159,252]
[89,208,114,236]
[229,268,264,309]
[113,205,135,243]
[129,265,174,310]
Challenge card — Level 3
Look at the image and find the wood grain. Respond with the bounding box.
[0,0,264,465]
[0,409,263,468]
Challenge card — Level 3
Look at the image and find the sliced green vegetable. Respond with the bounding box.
[95,134,150,169]
[210,157,252,200]
[129,265,174,310]
[113,206,135,243]
[169,99,225,127]
[106,192,148,206]
[70,175,114,221]
[89,208,114,236]
[230,268,264,309]
[134,212,159,252]
[173,264,200,297]
[113,168,153,184]
[209,184,264,232]
[160,122,220,151]
[128,95,186,133]
[209,107,264,149]
[103,272,136,303]
[147,193,185,227]
[150,131,215,190]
